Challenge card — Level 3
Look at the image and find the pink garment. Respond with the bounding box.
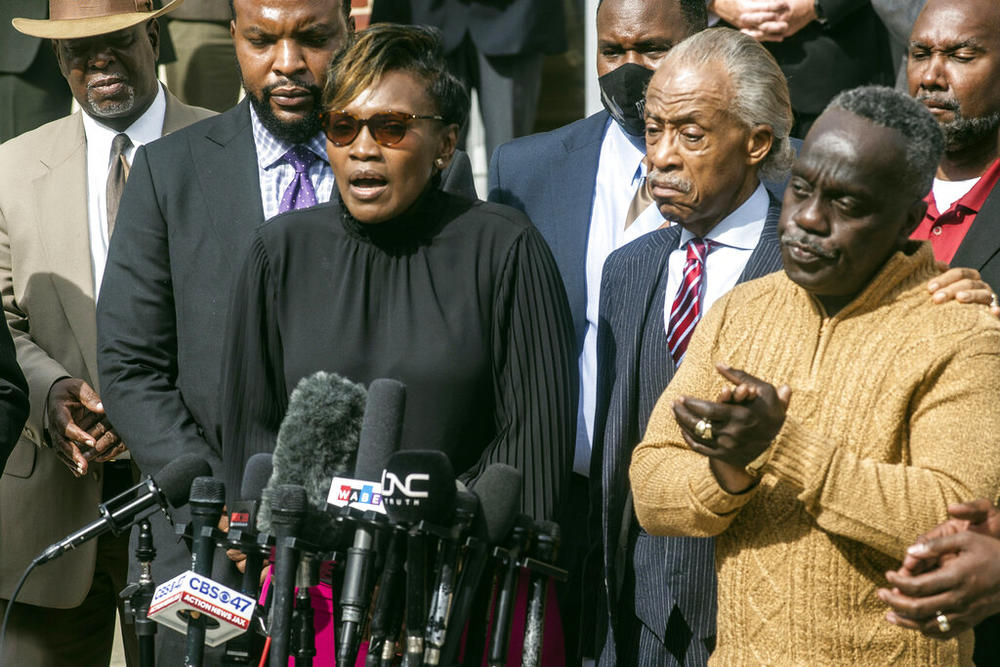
[259,569,368,666]
[259,565,565,665]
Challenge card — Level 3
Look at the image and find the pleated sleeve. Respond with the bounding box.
[219,232,288,500]
[474,225,577,520]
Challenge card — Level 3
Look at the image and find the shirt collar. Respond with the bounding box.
[925,157,1000,220]
[604,117,648,185]
[679,181,770,250]
[81,83,166,161]
[249,104,329,170]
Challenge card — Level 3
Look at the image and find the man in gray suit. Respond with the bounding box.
[0,0,211,664]
[593,28,793,666]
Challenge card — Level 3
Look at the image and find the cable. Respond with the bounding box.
[0,558,40,666]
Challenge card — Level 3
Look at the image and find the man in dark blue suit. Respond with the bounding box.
[593,28,795,665]
[487,0,708,660]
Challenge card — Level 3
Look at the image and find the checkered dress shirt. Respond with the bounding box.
[250,105,335,220]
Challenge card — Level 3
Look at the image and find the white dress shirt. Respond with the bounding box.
[83,84,166,297]
[575,118,665,476]
[663,182,770,334]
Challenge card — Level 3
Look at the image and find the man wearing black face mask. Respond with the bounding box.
[487,0,707,661]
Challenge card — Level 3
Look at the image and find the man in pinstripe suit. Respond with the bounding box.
[591,29,793,666]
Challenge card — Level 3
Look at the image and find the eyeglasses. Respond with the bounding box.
[321,110,445,147]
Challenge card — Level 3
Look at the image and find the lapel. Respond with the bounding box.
[32,113,99,382]
[556,111,612,342]
[162,88,211,135]
[951,182,1000,272]
[736,193,784,284]
[192,99,265,273]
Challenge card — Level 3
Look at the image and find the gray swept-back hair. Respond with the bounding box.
[827,86,944,199]
[659,27,794,182]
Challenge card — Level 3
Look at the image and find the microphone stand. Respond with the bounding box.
[121,519,158,667]
[292,554,318,667]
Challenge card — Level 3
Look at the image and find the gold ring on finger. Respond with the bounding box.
[694,418,713,440]
[935,611,950,633]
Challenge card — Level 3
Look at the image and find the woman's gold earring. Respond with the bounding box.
[435,157,445,169]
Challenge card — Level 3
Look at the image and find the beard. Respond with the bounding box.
[941,111,1000,152]
[245,78,324,145]
[86,82,136,118]
[917,91,1000,151]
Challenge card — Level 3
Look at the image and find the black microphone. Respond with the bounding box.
[336,378,406,666]
[257,371,367,550]
[439,464,523,667]
[35,454,210,565]
[521,521,560,667]
[184,476,226,667]
[267,484,308,667]
[382,450,457,667]
[228,453,273,599]
[224,454,273,666]
[487,515,533,667]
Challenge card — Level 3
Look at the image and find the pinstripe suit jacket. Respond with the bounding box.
[592,194,783,664]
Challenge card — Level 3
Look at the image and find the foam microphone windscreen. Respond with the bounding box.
[241,453,273,502]
[153,454,214,509]
[190,476,226,505]
[382,450,457,526]
[470,463,523,545]
[353,379,406,481]
[257,371,366,544]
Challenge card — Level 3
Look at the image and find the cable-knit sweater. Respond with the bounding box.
[630,243,1000,665]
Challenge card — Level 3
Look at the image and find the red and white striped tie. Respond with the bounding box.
[667,238,713,366]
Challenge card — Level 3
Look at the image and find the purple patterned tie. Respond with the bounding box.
[278,145,319,213]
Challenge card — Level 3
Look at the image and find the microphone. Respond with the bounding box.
[35,454,210,565]
[185,476,226,667]
[381,450,457,667]
[423,487,478,665]
[257,371,367,550]
[223,454,272,666]
[439,464,523,667]
[228,453,273,599]
[488,515,533,667]
[336,378,406,666]
[521,521,560,667]
[267,484,309,667]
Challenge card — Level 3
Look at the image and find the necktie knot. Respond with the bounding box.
[686,238,713,263]
[282,145,316,174]
[110,132,132,160]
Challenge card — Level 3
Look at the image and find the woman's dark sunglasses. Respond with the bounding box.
[322,110,445,147]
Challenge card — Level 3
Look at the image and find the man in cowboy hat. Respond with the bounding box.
[0,1,211,664]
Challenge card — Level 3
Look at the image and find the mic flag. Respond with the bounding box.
[257,371,366,548]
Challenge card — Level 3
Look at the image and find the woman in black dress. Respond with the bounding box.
[220,25,576,522]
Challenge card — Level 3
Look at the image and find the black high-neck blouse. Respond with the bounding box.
[219,188,577,520]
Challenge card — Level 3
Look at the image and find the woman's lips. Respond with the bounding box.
[349,173,388,202]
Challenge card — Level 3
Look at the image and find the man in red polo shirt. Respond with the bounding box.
[909,0,1000,291]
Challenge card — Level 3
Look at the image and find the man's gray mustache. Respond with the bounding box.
[916,92,960,111]
[780,232,837,260]
[646,169,693,194]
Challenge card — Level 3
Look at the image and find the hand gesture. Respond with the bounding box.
[672,364,791,492]
[879,529,1000,638]
[46,377,124,477]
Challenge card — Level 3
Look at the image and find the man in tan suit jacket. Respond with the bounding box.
[0,1,212,664]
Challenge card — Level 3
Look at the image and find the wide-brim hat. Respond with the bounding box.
[13,0,185,40]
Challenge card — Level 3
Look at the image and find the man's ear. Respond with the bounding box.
[147,19,160,61]
[900,197,928,243]
[51,39,69,77]
[746,124,774,167]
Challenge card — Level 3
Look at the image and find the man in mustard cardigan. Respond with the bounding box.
[629,84,1000,665]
